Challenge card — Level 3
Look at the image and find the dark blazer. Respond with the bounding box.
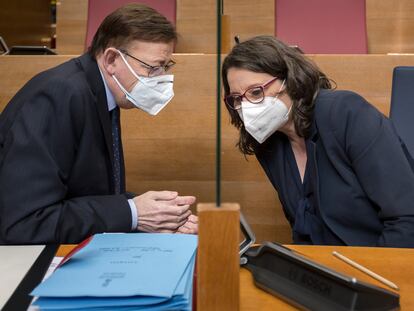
[257,89,414,247]
[0,54,132,244]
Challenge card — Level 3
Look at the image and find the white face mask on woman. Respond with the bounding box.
[238,80,291,143]
[112,50,174,116]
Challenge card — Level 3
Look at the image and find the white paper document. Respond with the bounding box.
[0,245,45,309]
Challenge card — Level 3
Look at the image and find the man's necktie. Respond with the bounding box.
[110,107,121,194]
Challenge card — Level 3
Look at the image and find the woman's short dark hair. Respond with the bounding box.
[88,4,177,57]
[222,35,332,155]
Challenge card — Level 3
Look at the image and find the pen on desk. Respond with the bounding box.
[332,251,399,291]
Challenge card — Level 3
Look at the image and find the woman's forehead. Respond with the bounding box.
[227,68,274,93]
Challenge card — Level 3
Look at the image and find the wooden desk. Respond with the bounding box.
[57,244,414,310]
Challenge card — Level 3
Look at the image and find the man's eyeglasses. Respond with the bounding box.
[120,50,176,77]
[225,77,279,110]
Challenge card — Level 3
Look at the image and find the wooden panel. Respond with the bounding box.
[197,204,240,311]
[176,0,275,52]
[224,0,274,43]
[53,0,414,54]
[56,0,88,54]
[0,55,72,111]
[55,0,218,54]
[366,0,414,53]
[54,0,270,54]
[223,0,414,54]
[175,0,216,53]
[129,180,291,244]
[308,54,414,116]
[0,1,52,47]
[3,54,414,244]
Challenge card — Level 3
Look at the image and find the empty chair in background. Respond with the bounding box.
[275,0,367,53]
[390,66,414,158]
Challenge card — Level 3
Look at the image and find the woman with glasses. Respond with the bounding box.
[222,35,414,247]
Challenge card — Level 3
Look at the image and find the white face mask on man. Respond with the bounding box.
[238,80,291,144]
[112,50,174,116]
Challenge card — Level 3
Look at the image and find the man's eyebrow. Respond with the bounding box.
[150,58,170,66]
[151,58,172,66]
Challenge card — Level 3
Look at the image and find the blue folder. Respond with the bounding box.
[32,233,197,311]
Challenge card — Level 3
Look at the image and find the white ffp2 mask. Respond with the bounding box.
[112,50,174,116]
[238,80,290,143]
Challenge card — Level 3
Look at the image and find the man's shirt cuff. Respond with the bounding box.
[128,199,138,230]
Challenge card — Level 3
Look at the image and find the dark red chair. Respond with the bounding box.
[275,0,367,54]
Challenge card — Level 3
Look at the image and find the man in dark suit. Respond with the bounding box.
[0,4,197,244]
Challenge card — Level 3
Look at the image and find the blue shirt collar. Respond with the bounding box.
[98,67,117,112]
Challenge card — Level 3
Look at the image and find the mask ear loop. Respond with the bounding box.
[285,101,293,118]
[116,49,141,81]
[111,49,140,97]
[112,50,144,98]
[273,79,291,118]
[277,80,292,119]
[112,74,130,97]
[276,79,286,97]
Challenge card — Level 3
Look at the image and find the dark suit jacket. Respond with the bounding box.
[0,54,132,244]
[257,89,414,247]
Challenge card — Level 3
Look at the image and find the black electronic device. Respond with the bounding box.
[239,212,255,264]
[239,219,400,311]
[8,45,56,55]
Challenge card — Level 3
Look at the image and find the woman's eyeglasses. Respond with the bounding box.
[225,77,279,110]
[120,50,176,77]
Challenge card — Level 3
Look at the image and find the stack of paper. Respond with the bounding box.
[31,233,197,310]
